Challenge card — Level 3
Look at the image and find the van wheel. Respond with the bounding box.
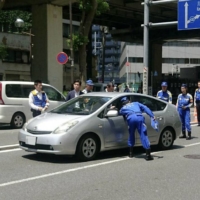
[11,113,25,129]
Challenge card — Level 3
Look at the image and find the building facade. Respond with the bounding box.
[120,40,200,93]
[91,25,123,84]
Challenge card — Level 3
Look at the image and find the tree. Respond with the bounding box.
[0,10,32,60]
[0,0,5,11]
[72,0,109,83]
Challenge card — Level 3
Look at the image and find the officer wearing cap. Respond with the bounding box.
[119,97,155,161]
[176,84,193,140]
[157,82,172,103]
[82,80,94,94]
[194,81,200,126]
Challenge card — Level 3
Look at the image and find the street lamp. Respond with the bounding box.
[15,18,25,29]
[15,18,34,81]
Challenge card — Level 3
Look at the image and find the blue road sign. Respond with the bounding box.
[178,0,200,30]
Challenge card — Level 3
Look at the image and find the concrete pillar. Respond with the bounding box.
[150,42,162,95]
[32,4,63,91]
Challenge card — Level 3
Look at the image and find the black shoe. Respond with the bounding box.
[145,149,154,161]
[179,135,186,139]
[186,131,192,140]
[198,123,200,126]
[129,147,133,158]
[179,131,186,139]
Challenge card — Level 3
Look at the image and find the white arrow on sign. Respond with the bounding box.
[185,2,189,28]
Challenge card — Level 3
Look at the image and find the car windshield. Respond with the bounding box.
[50,96,112,115]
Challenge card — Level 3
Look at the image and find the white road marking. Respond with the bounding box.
[1,142,200,187]
[0,144,19,151]
[0,148,21,154]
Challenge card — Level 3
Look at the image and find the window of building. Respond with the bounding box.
[162,58,189,64]
[190,59,200,64]
[2,49,29,64]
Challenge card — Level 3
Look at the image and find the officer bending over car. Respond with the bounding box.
[119,97,156,161]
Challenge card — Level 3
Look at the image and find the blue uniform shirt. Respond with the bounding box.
[194,88,200,106]
[120,102,154,118]
[157,90,172,103]
[176,93,193,108]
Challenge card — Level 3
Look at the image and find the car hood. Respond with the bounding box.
[26,113,85,131]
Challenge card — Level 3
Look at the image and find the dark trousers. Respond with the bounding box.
[196,101,200,123]
[31,109,41,117]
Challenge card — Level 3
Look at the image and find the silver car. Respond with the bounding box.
[19,93,182,161]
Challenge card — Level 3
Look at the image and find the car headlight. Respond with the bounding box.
[22,118,34,131]
[52,121,79,134]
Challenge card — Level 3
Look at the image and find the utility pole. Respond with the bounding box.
[143,0,149,95]
[69,0,74,84]
[102,28,106,83]
[126,46,129,86]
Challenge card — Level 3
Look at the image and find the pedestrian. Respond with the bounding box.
[82,80,94,94]
[124,85,130,92]
[106,82,114,92]
[66,79,83,101]
[177,84,193,140]
[119,97,155,160]
[156,82,172,103]
[194,81,200,126]
[29,80,50,117]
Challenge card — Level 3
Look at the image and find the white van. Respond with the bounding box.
[0,81,66,128]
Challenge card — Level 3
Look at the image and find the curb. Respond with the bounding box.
[0,144,19,151]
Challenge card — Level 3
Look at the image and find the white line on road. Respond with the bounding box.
[0,142,200,188]
[0,148,21,154]
[0,144,19,151]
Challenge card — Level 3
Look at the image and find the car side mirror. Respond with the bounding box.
[105,110,118,117]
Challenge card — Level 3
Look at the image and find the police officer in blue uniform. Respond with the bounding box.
[29,80,50,117]
[157,82,172,103]
[194,81,200,126]
[119,97,155,161]
[176,84,193,140]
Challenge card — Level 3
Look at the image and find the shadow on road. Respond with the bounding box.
[0,125,14,130]
[21,145,176,164]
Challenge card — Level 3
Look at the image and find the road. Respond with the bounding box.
[0,125,200,200]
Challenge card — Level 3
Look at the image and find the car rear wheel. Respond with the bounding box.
[158,128,174,150]
[11,113,25,129]
[76,134,99,161]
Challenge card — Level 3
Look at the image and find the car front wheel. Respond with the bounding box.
[76,134,99,161]
[158,128,174,150]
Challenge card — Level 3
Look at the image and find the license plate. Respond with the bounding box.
[25,136,36,145]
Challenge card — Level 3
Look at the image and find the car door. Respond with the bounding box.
[99,97,129,148]
[130,95,166,145]
[42,86,65,110]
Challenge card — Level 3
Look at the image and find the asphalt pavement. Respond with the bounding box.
[0,125,200,199]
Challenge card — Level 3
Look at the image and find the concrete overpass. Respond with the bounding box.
[2,0,200,90]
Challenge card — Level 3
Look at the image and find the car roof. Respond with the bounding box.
[0,81,50,86]
[81,92,153,98]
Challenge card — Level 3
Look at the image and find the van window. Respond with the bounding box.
[21,85,35,97]
[6,84,34,98]
[6,84,23,97]
[43,86,65,101]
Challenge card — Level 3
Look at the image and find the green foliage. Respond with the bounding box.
[0,44,7,60]
[67,34,89,51]
[0,10,32,31]
[78,0,109,15]
[96,0,109,15]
